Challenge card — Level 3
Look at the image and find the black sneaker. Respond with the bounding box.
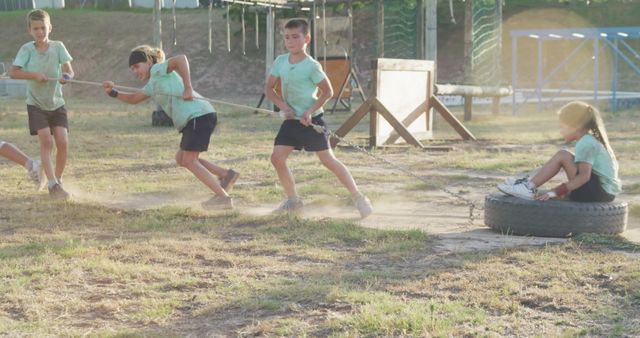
[220,169,240,192]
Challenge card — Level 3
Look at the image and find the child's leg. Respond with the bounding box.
[316,149,360,197]
[37,128,57,183]
[531,150,578,187]
[51,126,68,181]
[176,150,228,197]
[198,158,228,178]
[270,145,297,198]
[0,142,30,167]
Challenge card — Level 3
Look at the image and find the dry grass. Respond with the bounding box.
[1,97,639,336]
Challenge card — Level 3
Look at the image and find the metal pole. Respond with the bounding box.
[511,35,517,115]
[496,0,503,86]
[242,5,246,55]
[322,0,327,68]
[226,2,231,52]
[348,0,353,59]
[153,0,162,50]
[425,0,437,80]
[208,0,213,54]
[612,38,618,113]
[172,0,177,46]
[593,37,599,105]
[537,39,543,112]
[255,11,259,49]
[312,0,317,58]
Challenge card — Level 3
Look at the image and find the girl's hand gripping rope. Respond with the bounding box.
[102,81,118,98]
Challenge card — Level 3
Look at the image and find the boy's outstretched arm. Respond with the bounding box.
[102,81,149,104]
[264,75,295,119]
[167,55,193,101]
[300,79,333,126]
[9,65,48,83]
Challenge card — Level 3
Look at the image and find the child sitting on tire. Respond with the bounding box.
[498,101,621,202]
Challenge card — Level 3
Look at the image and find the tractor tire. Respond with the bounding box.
[484,193,627,238]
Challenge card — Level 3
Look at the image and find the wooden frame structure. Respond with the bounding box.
[330,58,476,149]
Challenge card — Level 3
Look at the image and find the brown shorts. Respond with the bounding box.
[27,105,69,135]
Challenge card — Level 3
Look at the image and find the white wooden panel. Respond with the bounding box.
[375,58,434,146]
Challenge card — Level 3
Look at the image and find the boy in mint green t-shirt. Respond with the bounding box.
[264,19,373,219]
[10,9,74,199]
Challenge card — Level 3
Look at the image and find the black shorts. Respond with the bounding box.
[274,114,329,152]
[569,172,615,202]
[180,113,217,152]
[27,105,69,135]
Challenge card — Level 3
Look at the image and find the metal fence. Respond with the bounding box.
[0,0,34,10]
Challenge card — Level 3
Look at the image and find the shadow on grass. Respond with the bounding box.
[1,195,639,337]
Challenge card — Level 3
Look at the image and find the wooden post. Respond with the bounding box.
[265,6,275,110]
[425,0,437,78]
[416,0,425,59]
[376,0,384,58]
[464,95,472,121]
[153,0,162,50]
[492,96,501,115]
[464,0,473,84]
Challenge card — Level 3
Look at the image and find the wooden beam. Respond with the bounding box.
[431,96,477,141]
[492,96,501,115]
[383,100,429,145]
[371,98,424,148]
[330,99,372,147]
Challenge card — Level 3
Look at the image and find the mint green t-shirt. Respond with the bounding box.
[143,62,215,131]
[574,134,621,195]
[12,40,73,111]
[269,53,327,117]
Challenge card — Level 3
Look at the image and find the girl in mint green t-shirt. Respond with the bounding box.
[498,101,621,202]
[102,45,239,210]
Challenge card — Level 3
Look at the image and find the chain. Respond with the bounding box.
[313,124,484,226]
[27,76,484,225]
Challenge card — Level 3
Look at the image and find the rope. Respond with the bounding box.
[1,75,483,225]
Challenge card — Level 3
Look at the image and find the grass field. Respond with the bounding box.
[1,96,639,337]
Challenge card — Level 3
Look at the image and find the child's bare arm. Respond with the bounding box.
[567,162,592,190]
[102,81,149,104]
[9,65,48,83]
[263,75,295,118]
[166,55,193,100]
[300,79,333,126]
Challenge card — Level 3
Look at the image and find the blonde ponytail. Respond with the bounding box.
[558,101,616,160]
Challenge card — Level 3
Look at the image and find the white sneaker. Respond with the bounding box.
[354,194,373,219]
[497,181,536,200]
[201,195,234,210]
[28,159,45,191]
[502,175,529,186]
